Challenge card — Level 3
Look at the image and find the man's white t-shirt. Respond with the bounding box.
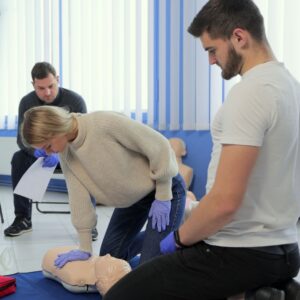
[205,61,300,247]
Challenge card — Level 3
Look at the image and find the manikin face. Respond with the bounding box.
[32,73,59,103]
[200,31,243,80]
[35,135,69,154]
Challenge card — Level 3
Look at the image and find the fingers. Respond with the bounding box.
[166,213,170,227]
[148,206,153,218]
[43,155,57,167]
[157,215,162,232]
[54,254,68,268]
[151,214,156,230]
[151,214,169,232]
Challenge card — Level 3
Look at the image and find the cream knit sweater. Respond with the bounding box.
[59,111,178,253]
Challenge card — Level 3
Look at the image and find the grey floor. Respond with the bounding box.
[0,185,113,275]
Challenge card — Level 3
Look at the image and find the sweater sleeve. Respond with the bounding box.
[103,114,178,200]
[59,156,97,253]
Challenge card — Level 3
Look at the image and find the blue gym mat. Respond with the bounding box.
[6,271,100,300]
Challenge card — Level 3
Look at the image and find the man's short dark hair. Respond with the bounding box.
[31,62,57,81]
[188,0,266,42]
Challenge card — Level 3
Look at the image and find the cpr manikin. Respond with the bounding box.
[42,246,131,296]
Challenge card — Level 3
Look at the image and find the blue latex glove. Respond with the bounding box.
[148,199,171,232]
[160,231,176,254]
[34,148,47,158]
[54,250,91,268]
[42,153,59,167]
[34,148,59,168]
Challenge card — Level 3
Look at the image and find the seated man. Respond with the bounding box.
[3,62,98,238]
[101,1,300,299]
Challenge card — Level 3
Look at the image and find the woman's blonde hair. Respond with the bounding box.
[21,106,75,147]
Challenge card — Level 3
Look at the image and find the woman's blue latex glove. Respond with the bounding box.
[34,148,47,158]
[54,249,91,268]
[160,231,176,254]
[148,199,171,232]
[34,148,59,167]
[42,154,59,167]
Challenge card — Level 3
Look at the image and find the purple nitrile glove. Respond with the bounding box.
[160,231,176,254]
[148,199,171,232]
[34,148,59,168]
[54,249,91,268]
[34,148,47,158]
[42,153,59,167]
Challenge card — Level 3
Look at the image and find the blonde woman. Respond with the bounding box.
[21,106,186,267]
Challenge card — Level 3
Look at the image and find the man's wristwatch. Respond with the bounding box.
[174,230,188,248]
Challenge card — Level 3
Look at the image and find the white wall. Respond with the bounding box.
[0,137,18,174]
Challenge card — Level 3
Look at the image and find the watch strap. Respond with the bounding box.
[174,230,188,248]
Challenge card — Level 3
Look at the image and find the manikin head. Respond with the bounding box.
[95,254,132,296]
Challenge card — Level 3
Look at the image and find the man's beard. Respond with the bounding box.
[221,45,243,80]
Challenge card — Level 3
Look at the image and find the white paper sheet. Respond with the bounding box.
[14,157,57,201]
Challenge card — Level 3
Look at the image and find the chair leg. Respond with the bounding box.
[31,200,70,214]
[0,203,4,223]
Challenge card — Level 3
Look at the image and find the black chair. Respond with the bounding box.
[0,202,4,223]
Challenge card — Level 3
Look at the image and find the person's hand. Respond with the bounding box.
[34,148,47,158]
[54,249,91,268]
[34,148,59,167]
[160,231,176,254]
[148,199,171,232]
[42,153,59,167]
